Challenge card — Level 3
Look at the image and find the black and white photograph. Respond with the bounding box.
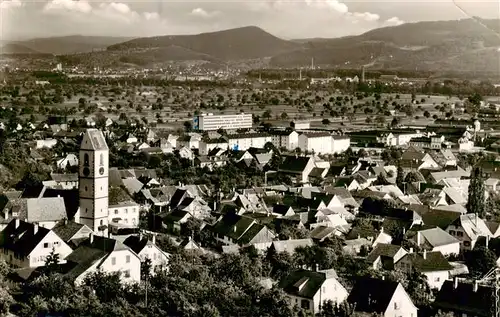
[0,0,499,316]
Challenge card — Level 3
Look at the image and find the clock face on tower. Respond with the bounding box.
[99,167,105,175]
[83,167,90,177]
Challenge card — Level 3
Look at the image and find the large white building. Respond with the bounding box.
[227,133,272,151]
[194,113,252,131]
[298,132,333,155]
[79,129,109,236]
[271,130,299,151]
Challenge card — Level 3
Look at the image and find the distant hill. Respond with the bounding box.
[107,26,300,60]
[271,18,500,74]
[0,43,42,55]
[3,35,135,55]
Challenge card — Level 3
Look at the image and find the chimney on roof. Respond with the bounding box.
[139,232,143,241]
[89,233,94,244]
[381,275,385,281]
[233,226,237,233]
[14,218,19,229]
[423,249,427,260]
[416,231,421,246]
[380,226,384,234]
[152,234,156,245]
[33,223,38,235]
[409,247,414,254]
[64,218,68,225]
[315,263,319,272]
[453,277,459,289]
[473,280,479,292]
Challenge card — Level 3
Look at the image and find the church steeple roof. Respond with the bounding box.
[81,129,108,151]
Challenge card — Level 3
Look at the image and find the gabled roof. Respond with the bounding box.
[420,209,461,230]
[273,204,293,216]
[366,243,405,263]
[399,251,453,272]
[123,235,152,254]
[434,280,493,317]
[451,214,491,240]
[52,220,88,242]
[347,277,401,313]
[0,219,51,256]
[50,173,78,183]
[279,269,330,299]
[26,197,67,223]
[279,156,313,173]
[211,213,255,241]
[412,227,459,247]
[310,226,336,241]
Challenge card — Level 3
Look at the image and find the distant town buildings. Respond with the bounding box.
[194,113,253,131]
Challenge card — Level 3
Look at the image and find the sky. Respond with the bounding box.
[0,0,499,40]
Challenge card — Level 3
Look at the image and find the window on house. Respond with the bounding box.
[126,255,130,263]
[435,277,440,282]
[100,220,104,226]
[43,243,50,248]
[153,253,157,260]
[111,257,116,265]
[53,241,60,247]
[449,230,455,235]
[394,302,399,310]
[115,209,118,214]
[124,270,130,278]
[125,209,128,214]
[300,300,310,310]
[457,231,464,237]
[464,241,471,247]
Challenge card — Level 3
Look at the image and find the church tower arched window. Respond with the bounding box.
[84,153,89,167]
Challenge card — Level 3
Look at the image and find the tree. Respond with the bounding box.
[465,246,497,278]
[43,247,60,274]
[141,257,152,281]
[396,164,404,191]
[280,112,288,120]
[423,110,430,118]
[467,167,485,218]
[322,118,330,125]
[183,121,193,132]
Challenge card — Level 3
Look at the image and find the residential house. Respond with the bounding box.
[279,268,348,314]
[178,146,195,160]
[36,139,58,149]
[210,213,275,247]
[445,213,492,250]
[177,133,202,150]
[1,197,68,229]
[400,147,440,170]
[272,204,295,218]
[433,278,493,317]
[269,239,314,255]
[395,250,452,290]
[108,201,140,228]
[123,234,170,274]
[57,154,79,169]
[64,234,141,284]
[407,227,460,256]
[195,156,229,171]
[279,156,315,184]
[366,243,408,270]
[43,173,78,189]
[198,138,228,155]
[347,277,418,317]
[0,219,73,268]
[310,226,337,242]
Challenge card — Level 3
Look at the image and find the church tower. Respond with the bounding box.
[79,129,109,236]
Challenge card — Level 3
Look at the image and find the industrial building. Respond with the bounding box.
[194,113,252,131]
